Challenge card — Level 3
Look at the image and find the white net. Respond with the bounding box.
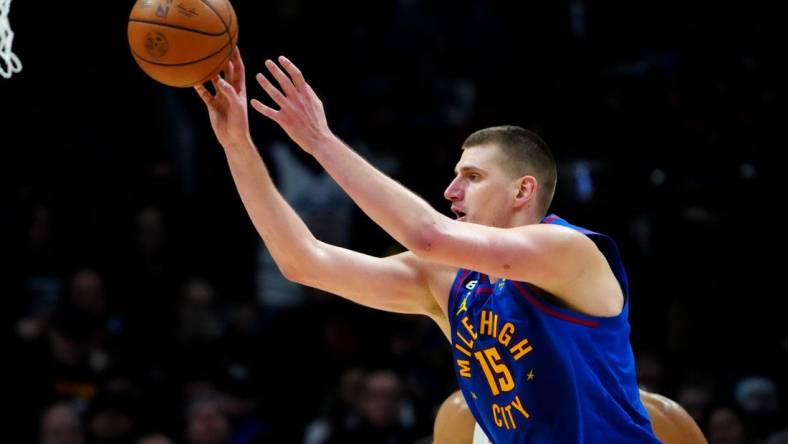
[0,0,22,79]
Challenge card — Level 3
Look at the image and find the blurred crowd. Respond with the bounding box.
[4,0,785,443]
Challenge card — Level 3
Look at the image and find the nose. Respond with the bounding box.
[444,176,463,202]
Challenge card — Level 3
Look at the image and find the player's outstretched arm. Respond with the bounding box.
[249,56,450,264]
[250,57,615,315]
[194,48,440,319]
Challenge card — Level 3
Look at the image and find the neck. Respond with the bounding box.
[507,209,544,228]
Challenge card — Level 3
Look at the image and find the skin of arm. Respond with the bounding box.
[251,56,622,316]
[434,389,708,444]
[194,48,447,325]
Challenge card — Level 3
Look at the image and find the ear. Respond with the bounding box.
[513,175,537,209]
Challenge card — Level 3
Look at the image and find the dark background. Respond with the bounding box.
[2,1,784,443]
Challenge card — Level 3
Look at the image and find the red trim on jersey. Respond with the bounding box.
[511,281,599,328]
[543,214,561,224]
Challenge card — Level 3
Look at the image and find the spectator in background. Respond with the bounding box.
[17,290,103,442]
[359,370,414,432]
[46,302,104,401]
[707,406,748,444]
[39,402,85,444]
[137,435,175,444]
[87,379,139,444]
[176,277,223,346]
[135,207,168,276]
[734,376,782,443]
[185,394,231,444]
[22,203,65,284]
[69,269,106,317]
[326,369,418,444]
[17,236,63,344]
[304,367,367,444]
[172,276,225,401]
[677,380,715,430]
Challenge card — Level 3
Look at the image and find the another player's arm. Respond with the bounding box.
[252,57,619,315]
[640,390,708,444]
[195,48,440,318]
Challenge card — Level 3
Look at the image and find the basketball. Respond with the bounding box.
[128,0,238,88]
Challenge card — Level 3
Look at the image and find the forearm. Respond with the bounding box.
[249,56,446,255]
[225,141,441,319]
[311,134,445,254]
[223,139,320,278]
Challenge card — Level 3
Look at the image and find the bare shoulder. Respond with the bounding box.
[511,224,624,317]
[640,389,708,444]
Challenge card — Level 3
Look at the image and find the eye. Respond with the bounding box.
[468,173,480,181]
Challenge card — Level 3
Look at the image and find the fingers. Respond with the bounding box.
[210,77,222,98]
[265,59,298,98]
[212,75,236,100]
[250,98,279,121]
[277,56,307,92]
[227,47,244,91]
[194,84,214,107]
[255,72,287,108]
[224,60,244,94]
[232,46,245,79]
[224,60,235,87]
[306,83,321,104]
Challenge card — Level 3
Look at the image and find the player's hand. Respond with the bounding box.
[194,46,251,150]
[250,56,332,155]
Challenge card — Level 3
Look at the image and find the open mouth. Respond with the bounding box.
[452,208,467,221]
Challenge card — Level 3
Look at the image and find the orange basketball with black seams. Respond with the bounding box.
[128,0,238,87]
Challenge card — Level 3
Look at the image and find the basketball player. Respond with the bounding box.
[639,390,708,444]
[195,47,661,443]
[433,389,708,443]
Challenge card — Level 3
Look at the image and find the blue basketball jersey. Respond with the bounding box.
[448,214,660,443]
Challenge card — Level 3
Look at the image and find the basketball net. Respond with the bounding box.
[0,0,22,79]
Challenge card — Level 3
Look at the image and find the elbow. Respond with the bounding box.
[407,221,444,259]
[278,242,322,284]
[280,262,318,286]
[278,262,303,283]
